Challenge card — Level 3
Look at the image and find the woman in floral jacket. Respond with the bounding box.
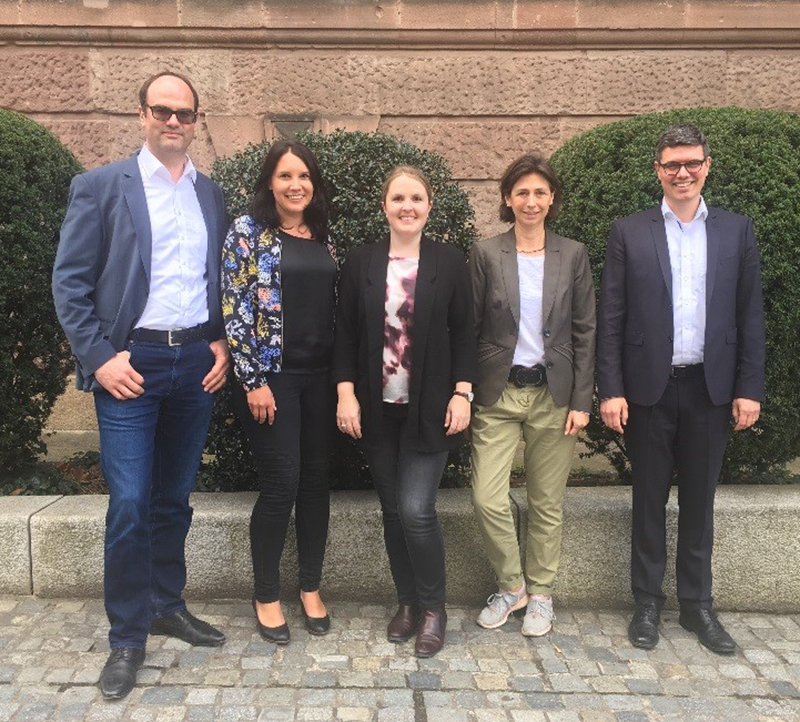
[222,140,336,644]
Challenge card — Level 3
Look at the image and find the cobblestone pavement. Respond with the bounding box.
[1,597,799,721]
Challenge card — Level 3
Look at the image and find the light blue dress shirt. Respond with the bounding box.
[661,196,708,366]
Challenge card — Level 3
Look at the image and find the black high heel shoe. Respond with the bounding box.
[251,597,290,645]
[300,594,331,636]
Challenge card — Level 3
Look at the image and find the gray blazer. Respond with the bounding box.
[469,227,596,411]
[53,152,227,391]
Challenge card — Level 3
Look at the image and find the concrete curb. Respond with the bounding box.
[5,486,799,611]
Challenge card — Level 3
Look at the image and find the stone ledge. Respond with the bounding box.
[10,487,800,611]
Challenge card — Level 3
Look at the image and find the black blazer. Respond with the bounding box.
[597,205,765,407]
[332,236,478,452]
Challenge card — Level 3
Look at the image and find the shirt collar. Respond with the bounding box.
[138,144,197,183]
[661,196,708,224]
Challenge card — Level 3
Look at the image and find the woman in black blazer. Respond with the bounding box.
[332,166,477,658]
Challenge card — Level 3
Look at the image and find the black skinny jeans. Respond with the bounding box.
[233,373,333,603]
[366,408,449,609]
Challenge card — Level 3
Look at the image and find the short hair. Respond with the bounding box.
[655,123,710,161]
[250,140,330,241]
[139,71,200,112]
[381,166,434,204]
[499,153,562,224]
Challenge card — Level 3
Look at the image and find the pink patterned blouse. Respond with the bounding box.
[382,256,419,403]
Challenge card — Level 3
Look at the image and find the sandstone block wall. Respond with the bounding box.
[2,1,799,237]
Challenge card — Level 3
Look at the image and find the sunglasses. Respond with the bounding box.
[146,104,197,125]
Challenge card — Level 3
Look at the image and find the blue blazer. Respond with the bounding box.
[53,152,227,391]
[597,205,766,407]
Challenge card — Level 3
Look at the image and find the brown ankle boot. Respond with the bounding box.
[414,606,447,658]
[387,604,420,643]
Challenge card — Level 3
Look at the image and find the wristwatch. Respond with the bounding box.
[453,390,474,402]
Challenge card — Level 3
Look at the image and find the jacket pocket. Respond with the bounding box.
[477,339,506,363]
[726,327,738,344]
[625,330,644,346]
[551,342,574,363]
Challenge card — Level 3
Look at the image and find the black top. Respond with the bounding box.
[279,230,337,373]
[332,236,477,453]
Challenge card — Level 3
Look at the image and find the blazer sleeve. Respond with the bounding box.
[734,217,766,402]
[331,251,360,385]
[221,217,267,391]
[468,241,486,337]
[596,219,627,400]
[569,244,597,412]
[448,248,478,384]
[52,173,118,379]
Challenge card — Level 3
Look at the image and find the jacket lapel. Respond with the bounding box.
[650,209,673,301]
[542,230,562,325]
[705,208,720,310]
[194,174,220,283]
[409,236,437,395]
[499,229,520,327]
[122,153,152,283]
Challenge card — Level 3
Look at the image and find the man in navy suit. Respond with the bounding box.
[53,71,229,698]
[597,123,765,654]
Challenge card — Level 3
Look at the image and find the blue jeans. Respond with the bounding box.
[94,340,215,648]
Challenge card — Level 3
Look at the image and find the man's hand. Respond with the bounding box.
[94,351,145,400]
[600,396,628,433]
[247,385,276,425]
[565,410,590,436]
[732,398,760,431]
[202,339,230,393]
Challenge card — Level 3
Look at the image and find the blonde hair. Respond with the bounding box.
[381,166,433,204]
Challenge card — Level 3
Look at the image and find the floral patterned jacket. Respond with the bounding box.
[221,214,336,391]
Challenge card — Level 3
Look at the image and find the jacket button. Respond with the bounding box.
[543,329,550,338]
[546,362,554,370]
[668,335,673,342]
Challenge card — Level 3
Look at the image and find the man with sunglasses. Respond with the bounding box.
[53,71,229,699]
[597,123,765,654]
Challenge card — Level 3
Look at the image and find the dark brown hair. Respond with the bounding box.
[251,140,330,241]
[138,71,200,112]
[498,152,562,224]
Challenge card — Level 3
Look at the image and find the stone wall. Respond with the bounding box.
[2,0,799,237]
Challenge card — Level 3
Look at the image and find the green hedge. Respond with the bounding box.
[203,131,478,491]
[550,107,800,482]
[0,110,83,474]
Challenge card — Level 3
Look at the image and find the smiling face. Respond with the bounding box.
[139,74,196,164]
[505,172,554,232]
[382,174,432,239]
[656,144,711,213]
[269,150,314,224]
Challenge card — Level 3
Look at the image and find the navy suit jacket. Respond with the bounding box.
[53,152,227,391]
[597,205,765,407]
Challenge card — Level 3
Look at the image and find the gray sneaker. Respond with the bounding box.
[476,587,529,629]
[521,595,555,637]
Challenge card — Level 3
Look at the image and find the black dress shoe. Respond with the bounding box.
[387,604,420,643]
[679,608,736,655]
[150,608,225,647]
[300,599,331,636]
[252,597,290,645]
[99,647,145,700]
[628,601,661,649]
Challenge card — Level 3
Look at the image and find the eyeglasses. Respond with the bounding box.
[146,105,197,125]
[657,158,707,176]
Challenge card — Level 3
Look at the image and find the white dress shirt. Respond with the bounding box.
[136,144,209,331]
[662,196,708,366]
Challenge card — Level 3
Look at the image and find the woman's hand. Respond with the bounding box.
[247,385,276,425]
[336,383,362,439]
[565,410,590,436]
[444,394,471,436]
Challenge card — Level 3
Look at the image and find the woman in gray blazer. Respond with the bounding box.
[469,153,596,637]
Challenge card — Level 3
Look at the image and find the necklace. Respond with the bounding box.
[516,244,545,254]
[280,222,310,237]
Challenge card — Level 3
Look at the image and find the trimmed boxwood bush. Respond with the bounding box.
[203,130,478,491]
[550,107,800,483]
[0,110,83,473]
